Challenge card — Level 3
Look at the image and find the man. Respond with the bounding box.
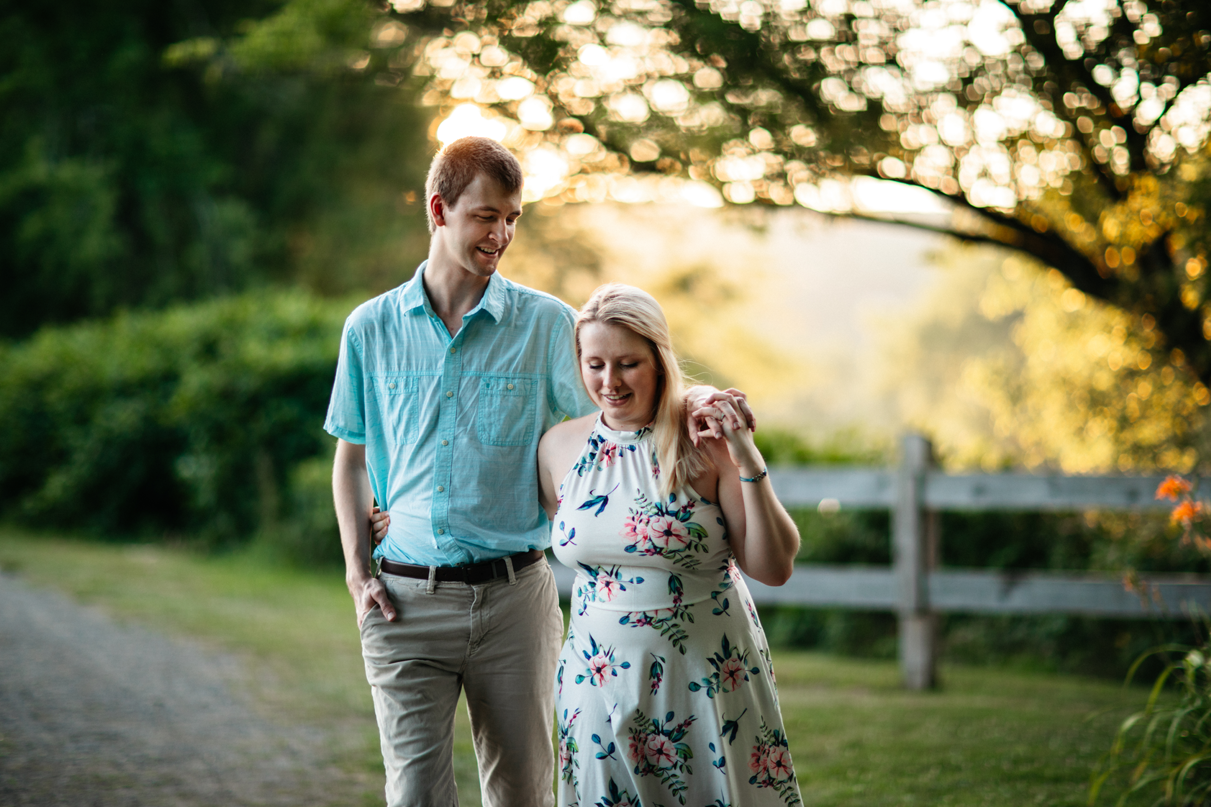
[325,136,749,806]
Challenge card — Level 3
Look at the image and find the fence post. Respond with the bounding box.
[895,433,938,690]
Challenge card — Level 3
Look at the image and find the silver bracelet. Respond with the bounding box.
[739,467,768,483]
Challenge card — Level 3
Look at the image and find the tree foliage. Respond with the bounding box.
[0,0,431,339]
[371,0,1211,393]
[877,243,1206,473]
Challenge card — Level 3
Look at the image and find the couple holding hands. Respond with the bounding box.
[326,137,803,806]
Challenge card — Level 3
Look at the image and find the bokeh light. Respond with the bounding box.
[435,104,508,144]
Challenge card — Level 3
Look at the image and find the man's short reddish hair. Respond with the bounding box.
[424,137,524,232]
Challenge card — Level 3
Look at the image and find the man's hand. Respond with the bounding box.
[350,575,397,627]
[686,386,756,446]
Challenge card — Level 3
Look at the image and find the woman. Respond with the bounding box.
[537,283,803,807]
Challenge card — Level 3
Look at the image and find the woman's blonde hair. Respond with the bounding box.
[576,284,707,499]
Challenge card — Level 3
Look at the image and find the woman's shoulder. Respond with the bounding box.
[540,413,599,456]
[545,412,598,440]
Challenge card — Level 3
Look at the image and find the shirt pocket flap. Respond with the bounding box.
[477,375,537,447]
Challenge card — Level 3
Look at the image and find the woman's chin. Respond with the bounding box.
[600,404,652,432]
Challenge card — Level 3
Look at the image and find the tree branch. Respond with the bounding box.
[1007,2,1126,201]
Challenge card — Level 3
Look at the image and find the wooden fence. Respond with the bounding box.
[550,434,1211,690]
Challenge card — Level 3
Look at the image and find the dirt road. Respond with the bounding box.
[0,570,376,806]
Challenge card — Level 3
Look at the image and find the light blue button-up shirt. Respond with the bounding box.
[324,262,595,566]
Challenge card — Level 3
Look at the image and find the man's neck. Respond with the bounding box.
[422,253,492,338]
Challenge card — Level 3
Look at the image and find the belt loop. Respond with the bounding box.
[504,555,517,586]
[426,565,437,594]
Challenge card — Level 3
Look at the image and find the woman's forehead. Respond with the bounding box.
[579,321,651,356]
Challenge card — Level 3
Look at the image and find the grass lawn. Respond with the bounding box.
[0,529,1146,806]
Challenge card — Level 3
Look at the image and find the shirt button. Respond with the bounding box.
[506,383,514,390]
[388,382,396,390]
[450,347,457,354]
[446,391,453,398]
[437,485,445,492]
[437,528,445,535]
[441,439,449,446]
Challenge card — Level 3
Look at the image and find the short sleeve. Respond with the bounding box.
[324,318,368,444]
[547,308,595,421]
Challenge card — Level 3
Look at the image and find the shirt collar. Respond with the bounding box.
[401,261,507,324]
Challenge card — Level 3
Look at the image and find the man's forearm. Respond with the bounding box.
[333,441,374,590]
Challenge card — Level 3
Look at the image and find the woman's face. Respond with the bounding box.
[578,321,661,432]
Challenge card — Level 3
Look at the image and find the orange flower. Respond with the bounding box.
[1157,475,1193,501]
[1171,500,1204,526]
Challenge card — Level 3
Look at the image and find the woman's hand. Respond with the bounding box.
[685,386,756,445]
[699,397,763,478]
[370,506,390,547]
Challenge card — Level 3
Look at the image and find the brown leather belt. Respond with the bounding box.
[378,548,544,584]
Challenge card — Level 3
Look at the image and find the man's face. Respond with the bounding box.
[434,173,522,279]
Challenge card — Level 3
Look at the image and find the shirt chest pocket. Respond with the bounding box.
[476,376,536,447]
[382,375,422,445]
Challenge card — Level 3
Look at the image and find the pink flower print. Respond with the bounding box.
[599,442,619,467]
[720,657,747,693]
[647,515,689,552]
[559,738,572,768]
[749,746,769,777]
[620,515,650,550]
[768,747,793,781]
[628,733,647,763]
[645,734,677,769]
[587,652,612,687]
[598,572,621,602]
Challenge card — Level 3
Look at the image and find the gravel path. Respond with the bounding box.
[0,571,375,806]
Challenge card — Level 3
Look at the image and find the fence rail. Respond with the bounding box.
[768,468,1196,511]
[551,435,1211,690]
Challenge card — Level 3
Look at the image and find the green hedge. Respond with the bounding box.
[0,290,351,554]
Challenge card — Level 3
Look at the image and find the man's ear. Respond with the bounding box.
[429,193,447,227]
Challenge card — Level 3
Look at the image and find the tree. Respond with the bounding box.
[0,0,431,339]
[365,0,1211,395]
[876,242,1204,473]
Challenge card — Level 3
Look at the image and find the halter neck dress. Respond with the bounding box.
[551,415,802,807]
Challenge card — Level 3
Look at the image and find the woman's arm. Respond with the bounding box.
[537,430,562,519]
[538,415,598,519]
[700,402,800,587]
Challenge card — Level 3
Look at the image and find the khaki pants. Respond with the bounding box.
[359,558,563,807]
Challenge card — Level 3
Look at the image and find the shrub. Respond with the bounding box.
[256,453,344,568]
[0,289,351,547]
[1090,642,1211,806]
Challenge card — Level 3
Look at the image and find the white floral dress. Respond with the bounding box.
[552,416,802,807]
